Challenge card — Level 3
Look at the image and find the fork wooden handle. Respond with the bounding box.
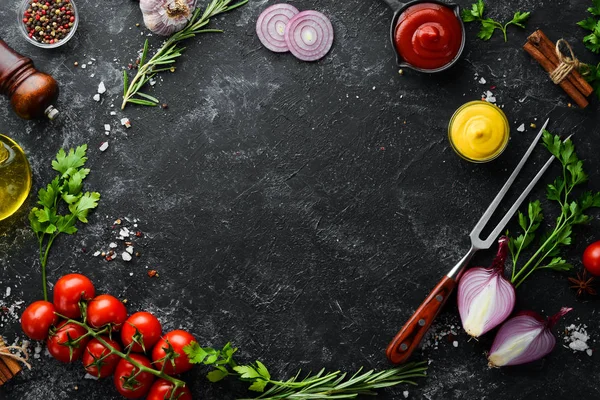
[386,276,456,364]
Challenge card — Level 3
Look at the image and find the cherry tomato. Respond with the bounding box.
[87,294,128,331]
[121,311,162,353]
[583,240,600,276]
[151,330,196,375]
[147,379,192,400]
[114,353,155,399]
[21,300,58,341]
[82,336,122,378]
[47,320,89,363]
[53,274,95,319]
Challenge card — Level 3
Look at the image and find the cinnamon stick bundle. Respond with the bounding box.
[0,337,22,385]
[524,30,592,108]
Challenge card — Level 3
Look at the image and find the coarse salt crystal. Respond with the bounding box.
[587,349,593,356]
[93,251,101,256]
[129,272,134,276]
[81,64,87,69]
[84,373,99,380]
[569,339,589,352]
[99,142,109,152]
[517,123,525,132]
[93,94,100,102]
[104,124,111,131]
[121,118,131,128]
[110,111,117,116]
[5,287,11,297]
[479,77,487,84]
[88,61,92,65]
[403,391,409,398]
[109,242,118,248]
[452,341,458,347]
[98,82,106,94]
[105,131,110,136]
[120,228,130,237]
[125,246,134,255]
[122,252,133,262]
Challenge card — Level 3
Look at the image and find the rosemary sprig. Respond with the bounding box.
[184,342,428,399]
[121,0,248,109]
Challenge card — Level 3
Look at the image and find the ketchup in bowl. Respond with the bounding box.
[394,3,463,71]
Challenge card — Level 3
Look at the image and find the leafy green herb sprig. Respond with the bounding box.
[29,145,100,301]
[508,132,600,288]
[461,0,531,42]
[578,0,600,53]
[184,342,428,399]
[122,0,247,109]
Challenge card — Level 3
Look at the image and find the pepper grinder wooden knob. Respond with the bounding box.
[0,39,59,120]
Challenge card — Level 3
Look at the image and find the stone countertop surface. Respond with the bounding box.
[0,0,599,399]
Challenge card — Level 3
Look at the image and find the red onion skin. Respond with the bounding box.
[457,236,515,338]
[488,307,573,367]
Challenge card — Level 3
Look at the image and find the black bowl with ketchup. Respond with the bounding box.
[382,0,465,73]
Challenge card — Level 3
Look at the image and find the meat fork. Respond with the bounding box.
[386,118,556,364]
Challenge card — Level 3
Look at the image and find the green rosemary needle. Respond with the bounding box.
[121,0,248,109]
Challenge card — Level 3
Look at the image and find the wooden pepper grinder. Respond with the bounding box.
[0,39,59,120]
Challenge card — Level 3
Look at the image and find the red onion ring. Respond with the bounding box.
[284,10,334,62]
[256,4,300,53]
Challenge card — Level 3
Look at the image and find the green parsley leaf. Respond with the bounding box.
[578,16,598,30]
[462,1,530,42]
[588,0,600,15]
[234,365,262,380]
[248,379,268,392]
[29,145,99,301]
[207,369,229,383]
[539,257,573,271]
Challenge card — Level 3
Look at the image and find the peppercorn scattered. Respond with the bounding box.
[148,270,158,278]
[22,0,76,45]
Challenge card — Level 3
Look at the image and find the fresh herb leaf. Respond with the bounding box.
[509,132,600,288]
[462,1,530,42]
[185,342,427,398]
[122,0,248,109]
[588,0,600,15]
[579,3,600,53]
[29,145,100,301]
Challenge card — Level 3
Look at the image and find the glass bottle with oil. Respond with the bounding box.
[0,134,31,221]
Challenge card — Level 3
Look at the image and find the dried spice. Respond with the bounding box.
[22,0,76,45]
[568,269,597,297]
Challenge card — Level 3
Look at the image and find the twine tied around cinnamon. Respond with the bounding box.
[0,343,31,370]
[549,39,584,84]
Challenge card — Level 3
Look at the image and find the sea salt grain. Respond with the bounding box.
[517,123,525,132]
[5,287,10,297]
[122,252,132,262]
[93,94,100,102]
[104,124,111,131]
[99,142,109,152]
[479,77,487,84]
[98,82,106,94]
[121,118,131,128]
[452,341,458,348]
[403,391,409,398]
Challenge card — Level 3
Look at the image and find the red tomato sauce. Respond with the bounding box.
[394,3,463,70]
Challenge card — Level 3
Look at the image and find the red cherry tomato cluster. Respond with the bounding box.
[21,274,194,400]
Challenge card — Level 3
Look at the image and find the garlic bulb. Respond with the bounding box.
[140,0,197,36]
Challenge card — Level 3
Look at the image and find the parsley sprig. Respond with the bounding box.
[461,0,531,42]
[121,0,247,109]
[28,145,100,301]
[578,0,600,53]
[508,132,600,288]
[184,342,428,399]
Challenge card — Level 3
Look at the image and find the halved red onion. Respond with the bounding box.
[457,237,516,338]
[488,307,573,367]
[256,4,300,53]
[284,10,334,62]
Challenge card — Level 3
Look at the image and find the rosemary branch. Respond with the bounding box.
[121,0,248,109]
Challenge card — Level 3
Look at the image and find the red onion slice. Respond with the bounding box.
[256,4,300,53]
[284,10,334,62]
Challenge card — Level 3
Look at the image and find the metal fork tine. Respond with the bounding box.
[481,133,573,247]
[469,118,550,248]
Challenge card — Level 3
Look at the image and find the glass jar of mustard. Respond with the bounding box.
[448,100,510,163]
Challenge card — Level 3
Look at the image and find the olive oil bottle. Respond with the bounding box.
[0,134,31,221]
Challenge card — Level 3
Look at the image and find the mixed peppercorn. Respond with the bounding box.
[22,0,76,45]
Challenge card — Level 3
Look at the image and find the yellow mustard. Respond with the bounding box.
[448,101,510,162]
[0,134,32,221]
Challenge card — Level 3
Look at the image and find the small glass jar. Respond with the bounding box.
[17,0,79,49]
[0,135,32,221]
[448,100,510,163]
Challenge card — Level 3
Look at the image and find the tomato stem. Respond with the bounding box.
[64,318,186,389]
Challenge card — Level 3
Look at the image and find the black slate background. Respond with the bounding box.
[1,0,599,399]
